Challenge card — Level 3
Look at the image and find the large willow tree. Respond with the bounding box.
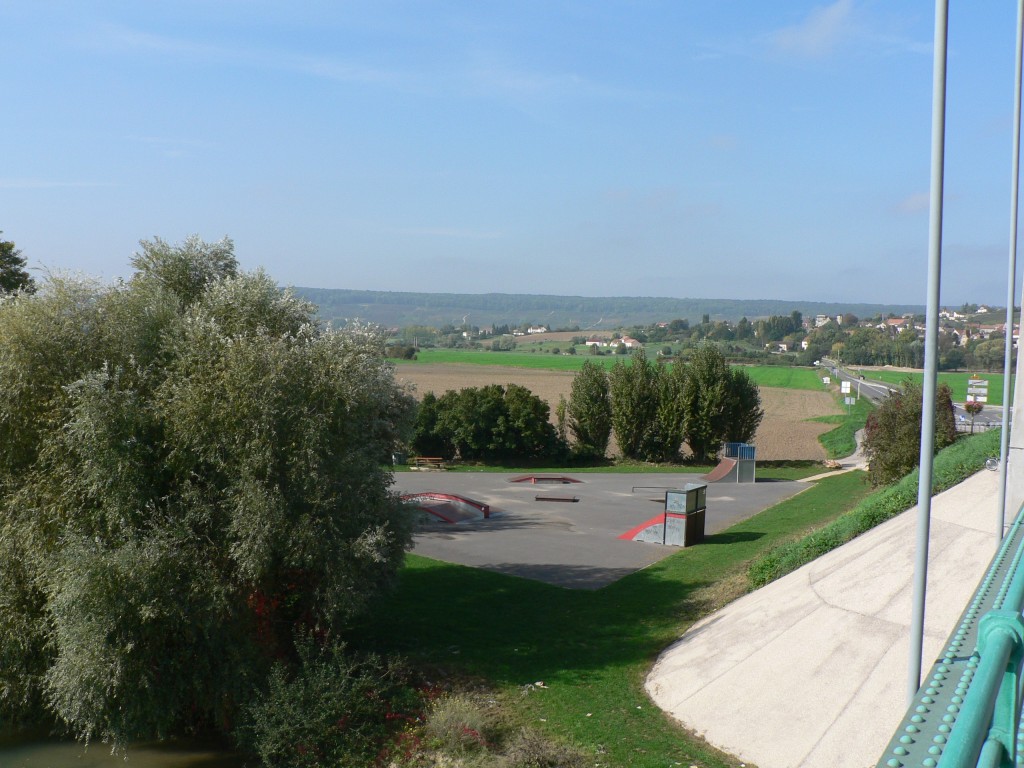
[0,236,415,746]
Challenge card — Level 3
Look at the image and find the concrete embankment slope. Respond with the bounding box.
[646,469,1000,768]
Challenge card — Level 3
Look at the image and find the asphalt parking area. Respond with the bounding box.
[392,472,809,589]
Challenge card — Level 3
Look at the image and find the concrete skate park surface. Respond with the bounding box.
[393,472,807,589]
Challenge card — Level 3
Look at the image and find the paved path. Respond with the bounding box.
[645,468,1002,768]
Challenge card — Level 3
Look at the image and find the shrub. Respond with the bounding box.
[0,237,417,746]
[412,385,565,462]
[237,637,418,768]
[501,729,588,768]
[863,380,957,486]
[422,693,494,753]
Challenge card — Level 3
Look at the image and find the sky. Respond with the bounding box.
[3,1,1023,306]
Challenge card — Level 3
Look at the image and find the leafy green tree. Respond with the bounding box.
[500,383,563,459]
[681,344,730,462]
[567,360,612,459]
[863,380,958,486]
[724,367,764,444]
[647,361,688,462]
[0,237,416,747]
[609,349,661,460]
[410,391,453,457]
[415,384,562,462]
[0,232,34,294]
[964,400,984,433]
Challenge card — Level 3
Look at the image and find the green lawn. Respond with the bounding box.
[852,368,1013,406]
[350,471,873,767]
[399,348,829,389]
[740,365,830,391]
[398,348,603,370]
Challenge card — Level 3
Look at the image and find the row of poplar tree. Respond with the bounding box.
[566,347,763,463]
[412,346,764,464]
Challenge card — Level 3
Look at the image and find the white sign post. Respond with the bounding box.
[966,377,989,404]
[965,377,988,434]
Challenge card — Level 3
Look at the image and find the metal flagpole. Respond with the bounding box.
[998,0,1024,543]
[908,0,949,703]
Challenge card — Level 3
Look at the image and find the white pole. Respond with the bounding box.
[908,0,949,703]
[998,0,1024,543]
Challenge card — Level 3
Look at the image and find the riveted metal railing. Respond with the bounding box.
[877,505,1024,767]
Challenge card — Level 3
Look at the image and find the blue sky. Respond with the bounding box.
[2,1,1021,305]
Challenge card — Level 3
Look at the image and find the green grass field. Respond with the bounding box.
[740,365,829,391]
[851,368,1012,406]
[399,348,829,390]
[351,471,873,767]
[396,348,598,370]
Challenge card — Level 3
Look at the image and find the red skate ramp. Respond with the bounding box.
[619,513,668,543]
[401,493,490,524]
[703,457,738,483]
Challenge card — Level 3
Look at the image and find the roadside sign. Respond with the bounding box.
[845,396,855,406]
[967,395,989,403]
[823,377,831,385]
[967,387,989,395]
[841,381,851,394]
[968,378,988,386]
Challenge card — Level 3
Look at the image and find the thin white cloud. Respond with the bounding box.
[93,23,647,106]
[400,227,504,240]
[98,24,410,87]
[769,0,855,58]
[893,192,930,214]
[765,2,929,60]
[0,179,116,189]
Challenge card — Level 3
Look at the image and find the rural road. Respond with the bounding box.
[820,357,1005,431]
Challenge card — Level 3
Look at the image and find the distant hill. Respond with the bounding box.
[291,287,925,330]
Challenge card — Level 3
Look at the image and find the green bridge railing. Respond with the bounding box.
[878,505,1024,767]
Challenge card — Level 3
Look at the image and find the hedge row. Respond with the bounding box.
[747,428,1002,588]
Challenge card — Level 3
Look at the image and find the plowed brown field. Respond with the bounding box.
[394,363,841,461]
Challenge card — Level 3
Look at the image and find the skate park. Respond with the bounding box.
[393,463,806,590]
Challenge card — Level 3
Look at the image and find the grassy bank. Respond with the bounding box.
[352,471,873,767]
[815,394,873,459]
[748,428,1001,588]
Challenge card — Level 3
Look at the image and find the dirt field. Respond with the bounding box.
[393,363,841,461]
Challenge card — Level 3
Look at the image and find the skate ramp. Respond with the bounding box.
[401,493,490,524]
[703,457,738,483]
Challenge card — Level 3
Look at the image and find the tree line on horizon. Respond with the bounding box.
[293,285,924,332]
